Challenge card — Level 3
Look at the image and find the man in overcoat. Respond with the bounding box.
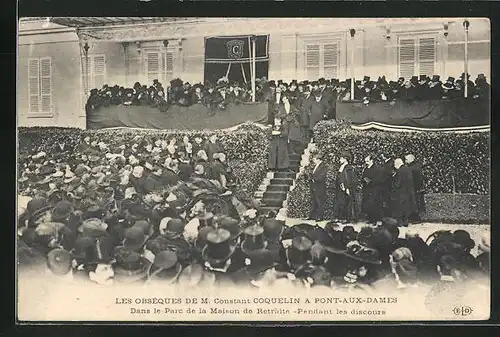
[307,152,327,221]
[390,158,417,227]
[361,155,384,223]
[309,90,328,139]
[405,154,425,222]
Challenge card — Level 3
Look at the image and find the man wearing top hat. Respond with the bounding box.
[427,75,443,100]
[309,90,328,138]
[334,151,356,223]
[305,152,327,221]
[298,85,313,141]
[474,74,490,100]
[390,158,417,227]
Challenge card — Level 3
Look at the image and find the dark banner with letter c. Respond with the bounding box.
[205,35,269,64]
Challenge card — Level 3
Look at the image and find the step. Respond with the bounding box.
[260,206,282,215]
[274,171,296,179]
[263,190,288,200]
[270,178,293,186]
[261,198,284,208]
[266,184,291,193]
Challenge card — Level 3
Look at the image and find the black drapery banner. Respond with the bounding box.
[205,35,269,64]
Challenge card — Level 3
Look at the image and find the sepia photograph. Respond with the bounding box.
[16,17,490,322]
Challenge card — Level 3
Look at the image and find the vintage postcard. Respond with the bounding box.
[17,17,490,322]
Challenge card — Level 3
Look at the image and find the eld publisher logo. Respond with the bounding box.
[453,306,473,316]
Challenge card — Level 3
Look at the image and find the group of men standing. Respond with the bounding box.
[308,151,425,227]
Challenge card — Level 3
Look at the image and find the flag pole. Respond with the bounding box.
[463,20,470,98]
[251,35,256,103]
[350,29,356,101]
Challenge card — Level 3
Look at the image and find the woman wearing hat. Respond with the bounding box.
[268,116,290,172]
[334,152,356,223]
[339,240,382,290]
[281,94,303,155]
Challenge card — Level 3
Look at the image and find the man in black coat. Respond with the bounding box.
[405,154,425,222]
[379,153,394,218]
[307,152,327,221]
[390,158,417,227]
[361,155,384,223]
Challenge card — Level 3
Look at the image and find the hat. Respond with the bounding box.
[86,239,115,265]
[218,217,243,241]
[165,218,186,235]
[147,250,182,283]
[442,77,455,90]
[202,228,236,265]
[84,204,106,220]
[70,236,96,261]
[262,219,284,242]
[27,197,51,219]
[197,212,214,228]
[194,226,216,252]
[38,165,56,176]
[241,225,268,255]
[431,75,441,82]
[452,230,475,251]
[47,248,72,275]
[78,218,109,238]
[51,200,74,222]
[288,236,313,266]
[133,220,151,236]
[123,226,149,252]
[113,249,151,283]
[245,249,278,275]
[342,240,382,265]
[476,73,487,81]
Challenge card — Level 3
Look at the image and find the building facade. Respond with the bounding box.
[18,17,490,128]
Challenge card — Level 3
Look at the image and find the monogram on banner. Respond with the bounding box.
[226,40,245,59]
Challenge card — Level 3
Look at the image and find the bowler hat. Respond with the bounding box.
[47,248,72,275]
[51,200,74,222]
[123,226,149,252]
[147,250,182,283]
[84,204,106,220]
[78,218,109,238]
[241,225,268,255]
[452,230,475,251]
[202,228,236,265]
[113,249,152,283]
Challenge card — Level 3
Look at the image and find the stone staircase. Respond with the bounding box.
[254,143,310,216]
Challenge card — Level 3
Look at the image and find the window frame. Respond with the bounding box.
[27,56,53,117]
[143,48,175,86]
[397,32,438,79]
[304,40,341,80]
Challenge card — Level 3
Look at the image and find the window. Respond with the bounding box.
[28,57,52,113]
[144,50,174,85]
[81,54,107,91]
[305,42,339,80]
[398,35,437,79]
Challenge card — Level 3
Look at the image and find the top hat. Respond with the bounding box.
[287,235,313,266]
[123,226,149,252]
[86,239,116,265]
[218,217,243,241]
[202,228,236,266]
[241,225,268,255]
[262,219,284,242]
[419,75,429,82]
[452,230,475,251]
[342,240,382,265]
[113,248,152,283]
[47,248,72,275]
[363,76,370,83]
[244,249,278,275]
[147,250,182,283]
[476,73,487,82]
[195,226,216,252]
[318,78,326,85]
[431,75,441,82]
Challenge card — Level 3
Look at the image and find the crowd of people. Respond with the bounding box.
[307,151,426,228]
[17,131,489,297]
[85,72,490,115]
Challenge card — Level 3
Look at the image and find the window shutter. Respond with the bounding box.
[28,59,40,113]
[166,51,174,83]
[399,38,416,80]
[146,52,160,83]
[418,37,436,76]
[92,55,106,90]
[305,44,320,80]
[323,43,339,79]
[40,57,52,112]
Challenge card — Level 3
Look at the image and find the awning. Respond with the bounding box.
[50,17,174,28]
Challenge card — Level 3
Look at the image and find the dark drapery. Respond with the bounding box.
[337,98,489,128]
[204,35,269,63]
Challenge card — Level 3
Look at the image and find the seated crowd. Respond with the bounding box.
[85,72,490,113]
[17,133,490,294]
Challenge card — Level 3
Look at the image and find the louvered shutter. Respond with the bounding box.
[399,38,416,79]
[40,57,52,112]
[146,52,160,83]
[92,55,106,90]
[323,43,339,79]
[418,37,436,76]
[166,51,174,83]
[306,44,320,80]
[28,59,40,113]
